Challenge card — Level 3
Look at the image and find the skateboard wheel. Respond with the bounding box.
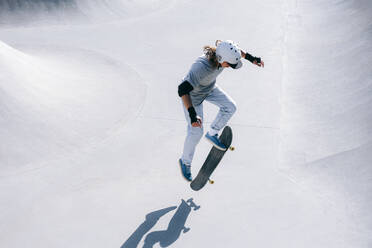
[229,146,235,151]
[209,179,214,184]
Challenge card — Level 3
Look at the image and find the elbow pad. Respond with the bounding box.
[178,80,194,97]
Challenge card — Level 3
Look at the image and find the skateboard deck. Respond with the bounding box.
[190,126,233,191]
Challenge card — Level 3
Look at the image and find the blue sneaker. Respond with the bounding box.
[205,132,227,151]
[179,159,192,182]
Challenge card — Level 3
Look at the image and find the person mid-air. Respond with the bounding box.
[177,40,264,181]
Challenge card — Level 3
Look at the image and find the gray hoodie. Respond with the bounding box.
[183,55,224,106]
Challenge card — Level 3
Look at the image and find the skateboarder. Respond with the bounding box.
[178,40,264,181]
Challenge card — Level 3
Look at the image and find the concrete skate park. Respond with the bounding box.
[0,0,371,247]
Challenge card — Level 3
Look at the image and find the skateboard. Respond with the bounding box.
[190,126,234,191]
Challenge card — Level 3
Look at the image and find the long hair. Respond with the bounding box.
[203,40,221,67]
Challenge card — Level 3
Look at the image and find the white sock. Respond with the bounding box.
[208,129,219,136]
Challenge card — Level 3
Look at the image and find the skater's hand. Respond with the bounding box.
[253,60,264,68]
[191,116,202,128]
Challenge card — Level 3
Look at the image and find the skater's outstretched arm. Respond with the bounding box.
[240,50,265,67]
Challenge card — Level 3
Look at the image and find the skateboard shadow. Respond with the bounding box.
[121,199,200,248]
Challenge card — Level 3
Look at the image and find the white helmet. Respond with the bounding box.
[216,40,242,69]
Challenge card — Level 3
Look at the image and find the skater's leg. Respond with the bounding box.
[181,103,204,165]
[205,86,236,134]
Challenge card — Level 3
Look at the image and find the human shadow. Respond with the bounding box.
[121,198,200,248]
[121,206,177,248]
[142,199,200,248]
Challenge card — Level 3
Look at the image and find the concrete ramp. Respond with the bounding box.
[280,1,372,245]
[0,0,371,247]
[0,0,173,25]
[0,41,146,172]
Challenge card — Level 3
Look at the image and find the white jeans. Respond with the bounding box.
[181,86,236,165]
